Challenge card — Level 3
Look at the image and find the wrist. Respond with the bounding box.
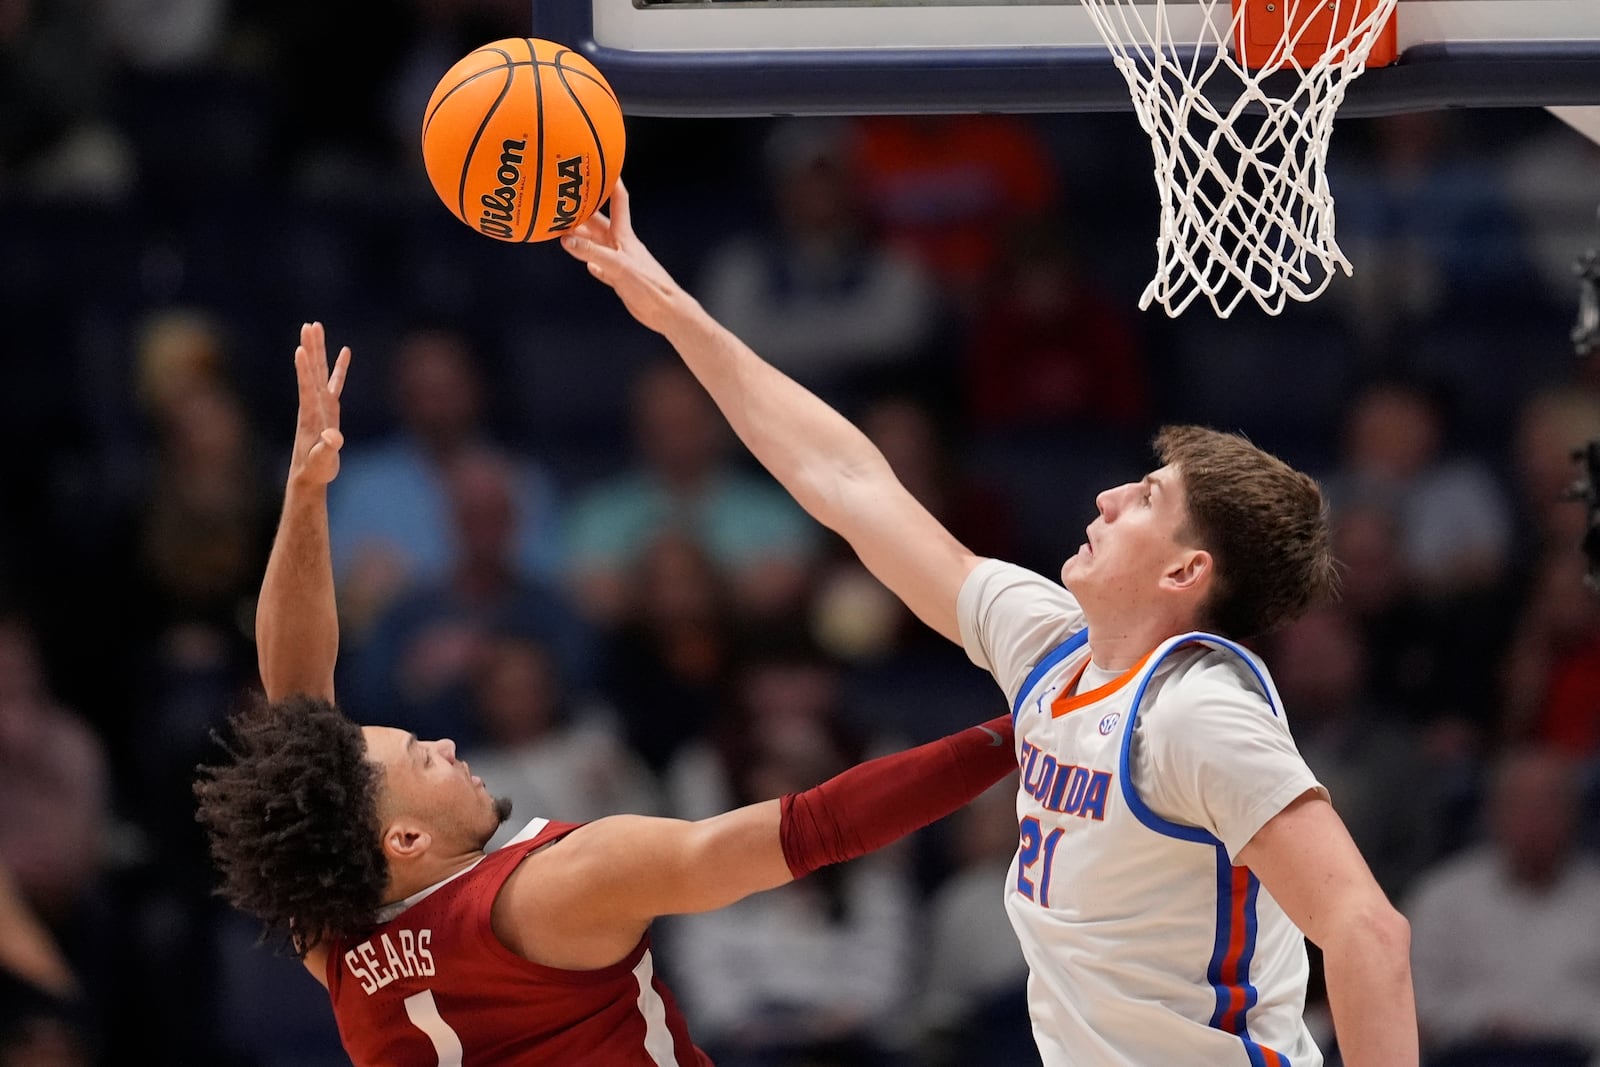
[284,472,331,497]
[661,295,716,350]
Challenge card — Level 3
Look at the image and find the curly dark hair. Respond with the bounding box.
[194,692,387,957]
[1155,425,1340,639]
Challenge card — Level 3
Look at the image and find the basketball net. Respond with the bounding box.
[1077,0,1400,316]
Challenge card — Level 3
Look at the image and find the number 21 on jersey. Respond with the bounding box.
[1016,816,1065,907]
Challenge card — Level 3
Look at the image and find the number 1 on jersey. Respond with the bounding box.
[1016,816,1065,907]
[404,989,464,1067]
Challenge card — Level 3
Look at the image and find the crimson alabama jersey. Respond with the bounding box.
[324,817,713,1067]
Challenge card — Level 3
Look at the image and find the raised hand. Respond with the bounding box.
[290,321,351,488]
[560,180,696,336]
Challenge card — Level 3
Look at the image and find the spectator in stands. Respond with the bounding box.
[812,392,1019,664]
[1499,547,1600,756]
[343,445,592,744]
[915,777,1033,1067]
[1268,606,1443,899]
[0,614,112,1060]
[1405,746,1600,1067]
[1328,502,1468,735]
[328,325,565,637]
[1501,111,1600,299]
[1508,385,1600,567]
[849,114,1062,312]
[464,629,662,850]
[664,625,896,821]
[699,117,942,401]
[1328,375,1515,600]
[565,361,818,626]
[132,379,274,714]
[114,312,277,787]
[0,616,110,929]
[662,630,916,1067]
[810,392,1022,742]
[961,226,1149,437]
[100,309,277,1063]
[1330,111,1534,343]
[598,531,739,774]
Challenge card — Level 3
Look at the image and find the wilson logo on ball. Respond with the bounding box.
[478,138,528,240]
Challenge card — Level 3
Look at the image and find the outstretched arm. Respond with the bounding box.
[562,182,982,643]
[257,321,350,704]
[509,715,1017,968]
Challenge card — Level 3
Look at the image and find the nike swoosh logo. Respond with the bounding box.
[979,726,1006,747]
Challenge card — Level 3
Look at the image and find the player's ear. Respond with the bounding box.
[382,819,432,863]
[1164,548,1212,594]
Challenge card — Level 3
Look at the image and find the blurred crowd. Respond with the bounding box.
[4,1,1600,1065]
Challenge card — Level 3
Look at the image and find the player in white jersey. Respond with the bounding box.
[964,561,1322,1065]
[563,180,1418,1067]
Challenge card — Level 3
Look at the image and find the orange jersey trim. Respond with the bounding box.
[1050,647,1157,717]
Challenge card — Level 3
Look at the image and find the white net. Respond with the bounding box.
[1077,0,1400,316]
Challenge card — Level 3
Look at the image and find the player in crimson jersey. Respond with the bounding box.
[195,323,1020,1067]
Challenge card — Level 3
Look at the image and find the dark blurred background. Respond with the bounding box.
[3,1,1600,1065]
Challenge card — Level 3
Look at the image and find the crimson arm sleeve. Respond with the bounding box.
[779,714,1015,879]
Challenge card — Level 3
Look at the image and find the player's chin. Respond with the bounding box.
[490,793,514,826]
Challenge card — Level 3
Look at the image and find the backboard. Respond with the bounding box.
[530,0,1600,117]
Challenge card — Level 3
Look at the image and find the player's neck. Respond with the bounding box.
[385,850,488,906]
[1083,607,1196,672]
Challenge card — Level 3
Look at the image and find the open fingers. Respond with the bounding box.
[328,346,352,400]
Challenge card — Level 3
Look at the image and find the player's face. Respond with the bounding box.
[363,726,510,849]
[1061,464,1196,602]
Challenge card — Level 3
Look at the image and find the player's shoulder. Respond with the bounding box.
[497,817,584,854]
[1146,638,1275,719]
[1160,637,1267,686]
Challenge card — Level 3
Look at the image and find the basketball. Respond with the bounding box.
[421,38,626,243]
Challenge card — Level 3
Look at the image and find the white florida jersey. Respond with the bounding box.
[959,559,1325,1067]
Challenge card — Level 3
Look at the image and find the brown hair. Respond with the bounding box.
[1155,425,1339,639]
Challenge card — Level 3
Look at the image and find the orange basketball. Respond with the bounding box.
[421,38,625,243]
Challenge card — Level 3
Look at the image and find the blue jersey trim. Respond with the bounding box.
[1113,632,1291,1067]
[1204,847,1284,1064]
[1202,857,1264,1030]
[1206,851,1237,1027]
[1009,629,1090,724]
[1116,632,1282,843]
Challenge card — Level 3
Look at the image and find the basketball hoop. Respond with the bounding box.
[1077,0,1400,316]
